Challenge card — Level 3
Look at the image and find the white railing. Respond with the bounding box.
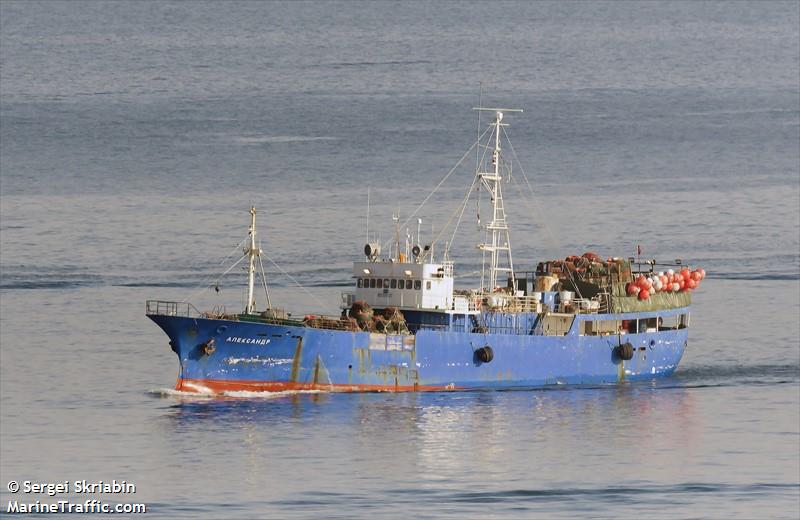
[442,262,454,278]
[145,300,202,318]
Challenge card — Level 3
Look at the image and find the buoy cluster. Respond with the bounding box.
[625,268,706,300]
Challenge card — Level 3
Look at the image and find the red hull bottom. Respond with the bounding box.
[175,378,456,394]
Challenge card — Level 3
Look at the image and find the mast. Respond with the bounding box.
[474,108,522,292]
[393,212,400,261]
[245,206,259,314]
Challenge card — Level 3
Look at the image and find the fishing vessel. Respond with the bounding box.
[146,109,704,394]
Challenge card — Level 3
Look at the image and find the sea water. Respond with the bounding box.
[1,1,798,518]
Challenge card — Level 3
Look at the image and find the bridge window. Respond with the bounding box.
[414,280,421,290]
[390,279,397,289]
[406,279,413,290]
[384,278,389,288]
[370,278,376,289]
[357,278,363,288]
[377,279,383,288]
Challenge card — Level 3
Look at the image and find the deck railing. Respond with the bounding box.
[145,300,202,318]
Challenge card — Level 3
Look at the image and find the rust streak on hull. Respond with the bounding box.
[290,337,303,382]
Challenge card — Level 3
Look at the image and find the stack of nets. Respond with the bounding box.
[349,301,409,333]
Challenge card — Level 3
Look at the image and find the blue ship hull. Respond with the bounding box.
[148,306,689,393]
